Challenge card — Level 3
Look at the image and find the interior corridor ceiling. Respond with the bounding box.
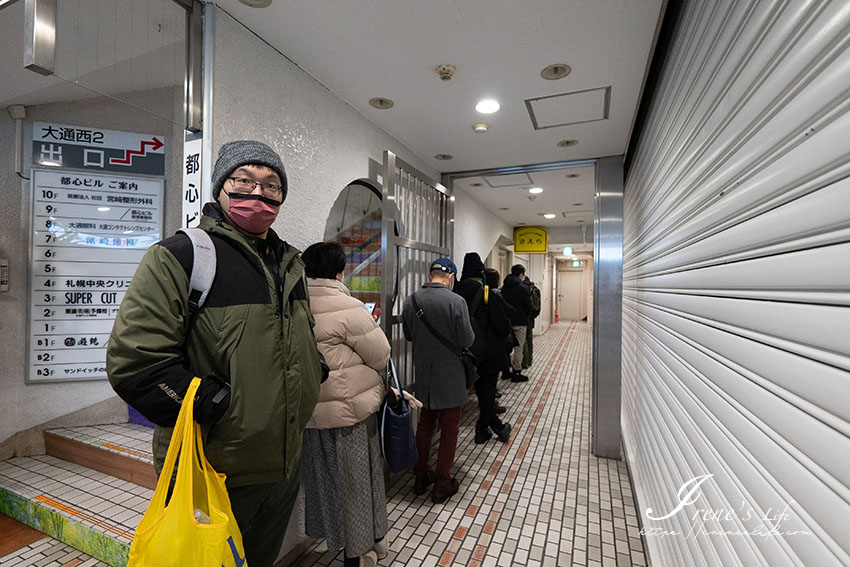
[214,0,665,232]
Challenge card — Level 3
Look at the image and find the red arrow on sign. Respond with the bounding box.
[109,137,164,165]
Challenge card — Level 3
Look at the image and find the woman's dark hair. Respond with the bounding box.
[484,268,501,289]
[302,242,346,279]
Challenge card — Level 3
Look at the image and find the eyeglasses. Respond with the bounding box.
[227,177,283,198]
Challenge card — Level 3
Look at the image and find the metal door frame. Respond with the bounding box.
[378,150,452,389]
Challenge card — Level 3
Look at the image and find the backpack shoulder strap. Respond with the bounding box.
[484,285,489,305]
[177,228,216,317]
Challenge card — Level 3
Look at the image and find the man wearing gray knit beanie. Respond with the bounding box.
[107,140,322,567]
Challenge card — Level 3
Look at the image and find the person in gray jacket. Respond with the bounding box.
[402,257,474,504]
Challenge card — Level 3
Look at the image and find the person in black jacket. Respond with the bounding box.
[502,264,533,382]
[454,253,513,444]
[484,268,516,380]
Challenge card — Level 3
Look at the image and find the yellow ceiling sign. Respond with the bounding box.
[514,226,548,253]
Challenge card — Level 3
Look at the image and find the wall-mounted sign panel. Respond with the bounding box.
[33,121,165,176]
[514,226,549,253]
[28,169,164,383]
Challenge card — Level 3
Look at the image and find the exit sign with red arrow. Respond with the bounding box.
[33,122,166,176]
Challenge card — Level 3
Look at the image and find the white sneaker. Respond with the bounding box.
[373,537,389,560]
[360,550,378,567]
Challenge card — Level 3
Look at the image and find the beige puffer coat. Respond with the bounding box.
[306,278,390,429]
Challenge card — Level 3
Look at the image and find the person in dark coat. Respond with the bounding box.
[402,257,474,504]
[453,253,513,444]
[486,268,515,382]
[502,264,533,382]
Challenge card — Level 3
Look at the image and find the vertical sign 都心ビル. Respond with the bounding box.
[182,132,203,228]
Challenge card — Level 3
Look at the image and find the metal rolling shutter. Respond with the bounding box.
[622,2,850,566]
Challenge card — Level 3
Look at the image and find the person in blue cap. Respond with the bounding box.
[402,257,474,504]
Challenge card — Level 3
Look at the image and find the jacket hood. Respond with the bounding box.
[503,274,522,289]
[453,278,483,303]
[307,277,351,294]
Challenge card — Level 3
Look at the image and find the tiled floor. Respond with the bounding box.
[289,322,647,567]
[0,537,108,567]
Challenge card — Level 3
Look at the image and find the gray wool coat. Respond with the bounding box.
[402,282,475,410]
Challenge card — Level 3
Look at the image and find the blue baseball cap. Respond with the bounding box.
[430,257,457,275]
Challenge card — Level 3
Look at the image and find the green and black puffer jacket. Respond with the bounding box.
[106,203,321,487]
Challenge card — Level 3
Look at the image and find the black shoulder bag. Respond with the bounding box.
[410,294,479,388]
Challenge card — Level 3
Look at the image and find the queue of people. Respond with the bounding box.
[106,139,541,567]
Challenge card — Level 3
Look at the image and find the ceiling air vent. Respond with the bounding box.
[483,173,533,188]
[526,86,611,130]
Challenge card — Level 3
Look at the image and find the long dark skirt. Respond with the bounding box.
[302,413,388,557]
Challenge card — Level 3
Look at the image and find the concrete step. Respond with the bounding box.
[0,453,151,567]
[43,424,155,491]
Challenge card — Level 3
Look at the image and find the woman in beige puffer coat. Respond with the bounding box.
[301,242,391,567]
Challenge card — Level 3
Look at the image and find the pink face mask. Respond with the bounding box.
[224,192,280,235]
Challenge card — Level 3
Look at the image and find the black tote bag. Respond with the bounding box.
[380,358,419,473]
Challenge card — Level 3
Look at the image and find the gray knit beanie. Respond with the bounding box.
[211,140,288,202]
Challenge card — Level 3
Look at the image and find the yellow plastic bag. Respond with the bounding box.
[128,377,247,567]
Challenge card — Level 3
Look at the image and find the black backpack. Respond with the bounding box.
[529,283,541,318]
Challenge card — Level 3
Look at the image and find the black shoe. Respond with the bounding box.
[495,390,502,398]
[431,478,459,504]
[495,423,512,442]
[511,371,529,383]
[495,403,507,414]
[500,372,512,380]
[475,425,493,444]
[413,470,434,495]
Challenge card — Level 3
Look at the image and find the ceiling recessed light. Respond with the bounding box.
[369,97,394,109]
[566,173,580,178]
[473,123,489,133]
[557,139,578,147]
[541,63,571,80]
[97,207,111,212]
[435,154,453,160]
[528,187,543,194]
[238,0,272,7]
[449,195,456,201]
[543,213,556,219]
[572,202,583,206]
[475,99,500,114]
[470,182,483,187]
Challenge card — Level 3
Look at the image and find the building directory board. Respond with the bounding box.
[28,169,164,383]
